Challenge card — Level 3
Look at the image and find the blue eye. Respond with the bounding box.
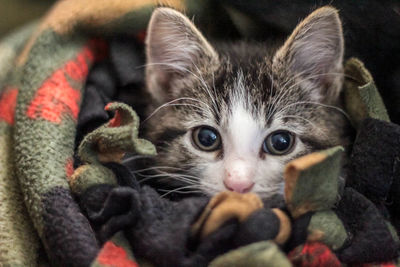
[263,131,294,155]
[192,126,221,151]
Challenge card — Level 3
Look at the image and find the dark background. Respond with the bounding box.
[0,0,53,38]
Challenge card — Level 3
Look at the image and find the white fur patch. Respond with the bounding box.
[226,104,262,157]
[222,101,288,197]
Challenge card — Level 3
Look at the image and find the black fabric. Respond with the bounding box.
[346,118,400,218]
[108,35,145,87]
[85,183,289,267]
[335,187,399,263]
[80,163,210,266]
[262,193,286,209]
[183,219,239,267]
[284,212,313,252]
[185,209,284,266]
[80,184,116,216]
[90,187,141,243]
[388,156,400,235]
[123,186,209,267]
[80,163,296,266]
[103,162,140,189]
[80,163,140,242]
[234,209,280,246]
[42,187,99,267]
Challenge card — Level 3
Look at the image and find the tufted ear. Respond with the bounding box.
[145,7,219,103]
[273,7,344,103]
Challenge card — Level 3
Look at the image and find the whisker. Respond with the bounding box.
[160,185,204,198]
[138,170,217,193]
[266,72,351,124]
[189,58,219,113]
[283,71,349,94]
[266,72,301,124]
[142,97,209,123]
[131,166,186,173]
[122,155,153,164]
[158,189,204,194]
[275,71,357,122]
[279,115,329,138]
[274,101,350,121]
[137,173,199,185]
[141,62,215,107]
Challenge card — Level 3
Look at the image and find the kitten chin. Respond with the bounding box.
[136,6,352,199]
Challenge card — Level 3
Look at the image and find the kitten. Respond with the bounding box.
[139,6,350,200]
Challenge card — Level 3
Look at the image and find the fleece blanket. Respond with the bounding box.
[0,0,399,266]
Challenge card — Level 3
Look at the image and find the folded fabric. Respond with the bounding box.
[75,107,399,266]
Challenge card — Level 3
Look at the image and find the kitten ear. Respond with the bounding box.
[145,7,219,103]
[273,7,344,103]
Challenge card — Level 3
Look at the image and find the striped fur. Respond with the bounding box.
[139,7,351,199]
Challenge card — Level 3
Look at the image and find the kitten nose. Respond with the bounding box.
[224,178,254,193]
[223,161,255,193]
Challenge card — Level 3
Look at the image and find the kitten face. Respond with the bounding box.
[142,7,349,199]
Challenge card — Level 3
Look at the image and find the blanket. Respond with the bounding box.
[0,0,399,266]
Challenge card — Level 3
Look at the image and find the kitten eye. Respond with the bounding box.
[263,131,294,155]
[192,126,221,151]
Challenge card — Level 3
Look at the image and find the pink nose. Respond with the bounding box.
[223,177,254,193]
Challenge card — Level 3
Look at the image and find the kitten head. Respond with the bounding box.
[142,7,349,199]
